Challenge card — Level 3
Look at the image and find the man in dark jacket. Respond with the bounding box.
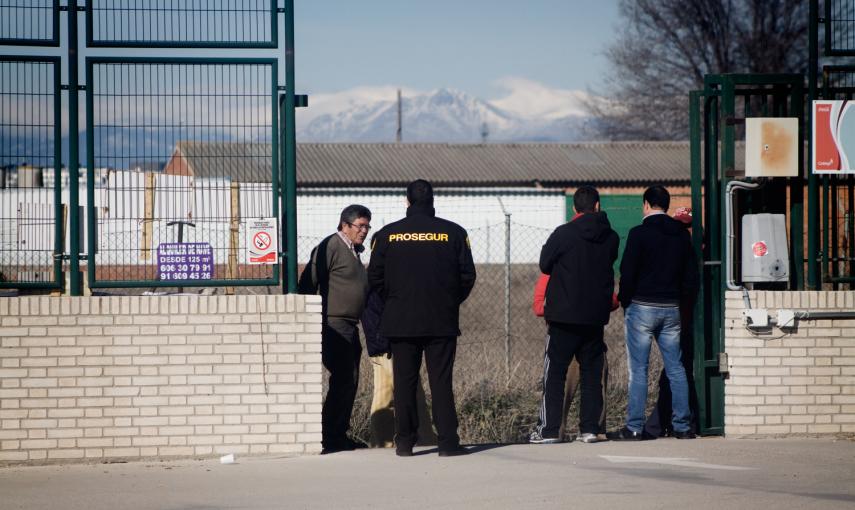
[531,185,619,444]
[609,186,700,441]
[367,179,476,457]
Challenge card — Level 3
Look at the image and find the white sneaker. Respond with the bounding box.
[576,433,599,443]
[529,431,562,444]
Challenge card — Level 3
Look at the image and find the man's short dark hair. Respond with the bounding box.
[406,179,434,206]
[338,204,371,231]
[643,186,670,212]
[573,186,600,213]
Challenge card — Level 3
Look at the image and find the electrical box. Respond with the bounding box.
[741,213,789,283]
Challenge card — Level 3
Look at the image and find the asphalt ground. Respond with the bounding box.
[1,437,854,510]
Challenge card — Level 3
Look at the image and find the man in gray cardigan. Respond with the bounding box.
[298,204,372,454]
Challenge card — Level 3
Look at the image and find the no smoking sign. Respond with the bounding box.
[246,218,278,264]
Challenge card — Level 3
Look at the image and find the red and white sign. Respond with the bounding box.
[752,241,768,258]
[246,218,278,264]
[812,100,855,174]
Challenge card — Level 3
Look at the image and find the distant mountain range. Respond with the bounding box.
[295,79,601,143]
[0,79,602,169]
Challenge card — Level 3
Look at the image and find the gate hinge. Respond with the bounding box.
[276,91,309,107]
[717,352,729,374]
[277,8,287,13]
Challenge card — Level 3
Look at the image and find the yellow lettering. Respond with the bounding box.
[388,232,450,242]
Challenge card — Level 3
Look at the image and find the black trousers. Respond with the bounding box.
[537,322,605,437]
[321,318,362,449]
[390,336,460,452]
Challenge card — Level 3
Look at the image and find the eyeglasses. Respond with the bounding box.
[347,222,371,232]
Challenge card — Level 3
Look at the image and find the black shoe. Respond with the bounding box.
[672,430,696,440]
[606,427,644,441]
[438,446,469,457]
[395,447,413,457]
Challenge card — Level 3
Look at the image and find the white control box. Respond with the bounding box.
[741,213,789,283]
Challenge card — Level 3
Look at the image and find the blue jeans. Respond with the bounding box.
[624,303,690,433]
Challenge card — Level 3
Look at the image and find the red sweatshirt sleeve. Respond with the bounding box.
[533,273,549,317]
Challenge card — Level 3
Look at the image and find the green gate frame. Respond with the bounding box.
[0,55,64,290]
[84,57,282,289]
[690,74,805,435]
[1,1,302,295]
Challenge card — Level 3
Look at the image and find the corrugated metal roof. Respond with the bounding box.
[175,141,696,186]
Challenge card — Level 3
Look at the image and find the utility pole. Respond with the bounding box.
[396,88,402,143]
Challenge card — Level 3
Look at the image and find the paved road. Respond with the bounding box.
[2,438,854,509]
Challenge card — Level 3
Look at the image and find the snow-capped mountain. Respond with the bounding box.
[296,78,599,143]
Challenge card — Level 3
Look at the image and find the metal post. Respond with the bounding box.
[68,0,82,295]
[790,80,806,290]
[283,0,298,293]
[504,212,511,382]
[807,0,820,289]
[689,90,706,434]
[52,55,63,289]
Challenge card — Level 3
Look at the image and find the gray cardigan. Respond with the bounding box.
[302,233,368,322]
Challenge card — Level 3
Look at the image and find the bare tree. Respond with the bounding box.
[588,0,809,140]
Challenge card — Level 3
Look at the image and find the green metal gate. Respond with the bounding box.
[0,0,63,290]
[689,74,806,435]
[0,0,301,294]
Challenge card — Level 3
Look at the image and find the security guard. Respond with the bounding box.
[367,179,476,457]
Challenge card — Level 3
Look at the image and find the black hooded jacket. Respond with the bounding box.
[367,203,476,338]
[539,212,619,326]
[617,213,700,308]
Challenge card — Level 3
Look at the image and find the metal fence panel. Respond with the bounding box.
[85,58,280,288]
[0,56,62,288]
[86,0,278,48]
[0,0,59,46]
[293,192,633,392]
[827,0,855,56]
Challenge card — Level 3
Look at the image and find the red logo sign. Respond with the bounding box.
[753,241,768,257]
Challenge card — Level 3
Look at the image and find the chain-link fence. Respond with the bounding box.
[297,195,644,442]
[295,192,574,386]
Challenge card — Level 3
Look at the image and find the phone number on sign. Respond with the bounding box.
[159,272,212,280]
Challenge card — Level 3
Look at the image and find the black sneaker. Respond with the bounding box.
[529,431,562,444]
[606,427,644,441]
[672,430,696,440]
[395,447,413,457]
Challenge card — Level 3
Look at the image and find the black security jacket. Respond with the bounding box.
[367,204,476,338]
[617,213,700,308]
[539,212,619,326]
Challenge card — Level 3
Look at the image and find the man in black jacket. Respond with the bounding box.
[531,186,619,444]
[367,179,476,457]
[609,186,700,441]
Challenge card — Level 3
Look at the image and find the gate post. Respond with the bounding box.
[68,0,82,296]
[282,0,298,294]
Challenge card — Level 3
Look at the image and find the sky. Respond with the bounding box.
[293,0,621,99]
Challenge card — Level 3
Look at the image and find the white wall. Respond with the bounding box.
[1,185,567,270]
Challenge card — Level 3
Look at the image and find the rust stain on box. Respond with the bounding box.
[760,120,793,173]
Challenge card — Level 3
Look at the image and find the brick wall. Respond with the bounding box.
[724,291,855,437]
[0,294,323,464]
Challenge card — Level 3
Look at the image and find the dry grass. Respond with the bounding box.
[330,263,667,445]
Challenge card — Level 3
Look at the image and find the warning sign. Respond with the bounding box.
[246,218,278,264]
